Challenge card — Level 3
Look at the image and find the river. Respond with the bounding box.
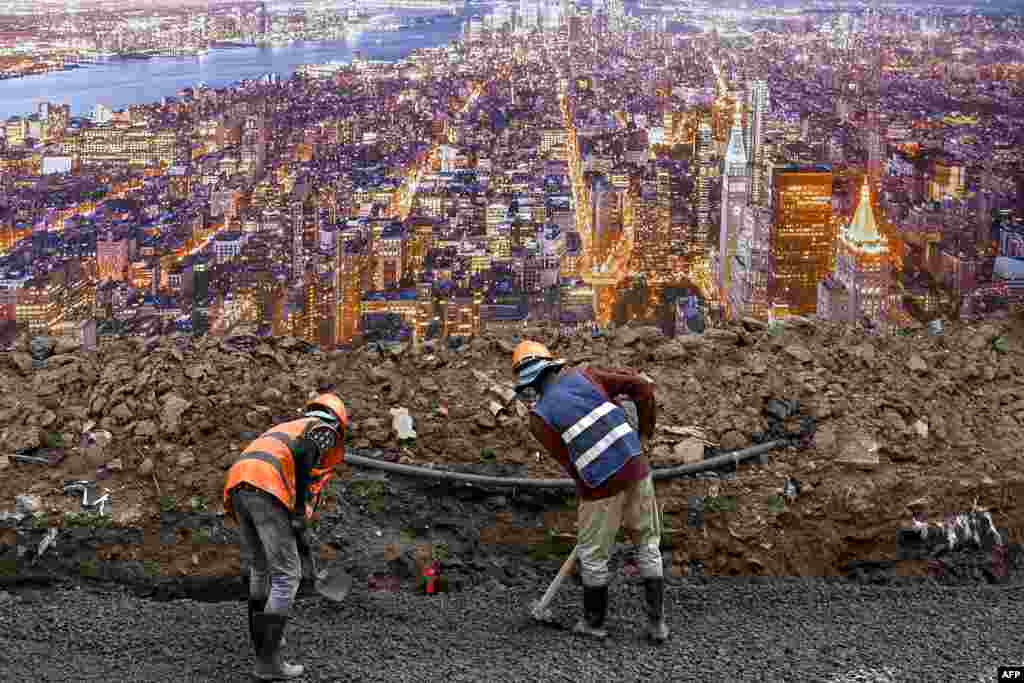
[0,11,463,120]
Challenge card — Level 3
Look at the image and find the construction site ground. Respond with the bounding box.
[2,314,1024,599]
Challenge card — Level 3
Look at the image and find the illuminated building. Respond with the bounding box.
[746,80,769,205]
[376,223,409,289]
[16,277,64,333]
[818,178,893,323]
[96,231,131,281]
[928,160,965,202]
[694,121,714,262]
[289,179,316,282]
[770,165,834,316]
[718,110,749,319]
[335,236,373,345]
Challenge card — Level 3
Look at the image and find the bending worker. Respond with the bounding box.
[223,393,349,680]
[513,341,669,643]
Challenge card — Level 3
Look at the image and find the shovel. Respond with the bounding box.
[529,545,578,626]
[296,532,352,603]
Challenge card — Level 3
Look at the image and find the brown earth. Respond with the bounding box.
[2,313,1024,580]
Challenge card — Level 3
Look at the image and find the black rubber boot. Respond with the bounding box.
[572,585,609,639]
[644,578,669,644]
[253,613,304,681]
[248,599,265,655]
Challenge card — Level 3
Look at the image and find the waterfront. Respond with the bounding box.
[0,11,462,120]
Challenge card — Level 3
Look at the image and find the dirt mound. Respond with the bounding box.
[1,316,1023,581]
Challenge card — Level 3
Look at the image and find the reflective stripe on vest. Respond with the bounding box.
[533,369,641,488]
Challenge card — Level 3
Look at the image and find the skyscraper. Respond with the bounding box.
[693,121,714,262]
[770,165,834,316]
[719,110,749,319]
[818,177,892,323]
[746,80,769,205]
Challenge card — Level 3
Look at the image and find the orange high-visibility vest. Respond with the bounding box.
[223,418,344,521]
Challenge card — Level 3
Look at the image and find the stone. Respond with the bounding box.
[177,453,196,468]
[837,432,880,469]
[260,387,283,402]
[0,455,8,471]
[109,403,133,423]
[245,411,266,428]
[906,355,928,373]
[4,425,42,452]
[107,457,124,472]
[741,317,767,331]
[476,413,497,430]
[705,329,740,344]
[134,420,158,438]
[673,438,705,465]
[160,394,192,434]
[913,420,929,439]
[883,409,907,433]
[137,458,154,477]
[783,345,813,363]
[720,430,747,451]
[9,352,34,374]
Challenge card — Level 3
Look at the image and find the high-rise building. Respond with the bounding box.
[770,165,834,316]
[818,177,893,323]
[719,110,749,319]
[693,121,714,262]
[746,80,769,205]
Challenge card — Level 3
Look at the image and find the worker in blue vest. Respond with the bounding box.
[513,340,669,643]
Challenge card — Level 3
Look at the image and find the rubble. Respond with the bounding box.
[0,317,1021,580]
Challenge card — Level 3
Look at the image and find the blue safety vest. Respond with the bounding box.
[533,369,642,488]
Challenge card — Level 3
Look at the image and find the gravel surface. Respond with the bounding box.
[0,578,1021,683]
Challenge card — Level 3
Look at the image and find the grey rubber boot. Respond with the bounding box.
[253,613,304,681]
[572,585,609,639]
[644,578,669,643]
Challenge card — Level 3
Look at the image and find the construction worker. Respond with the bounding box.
[223,393,349,681]
[513,340,669,644]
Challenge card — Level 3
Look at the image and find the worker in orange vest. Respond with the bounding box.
[223,393,349,681]
[512,341,669,643]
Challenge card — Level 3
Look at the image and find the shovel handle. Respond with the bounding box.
[535,546,578,613]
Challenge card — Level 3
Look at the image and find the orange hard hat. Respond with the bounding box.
[304,393,349,429]
[512,340,554,372]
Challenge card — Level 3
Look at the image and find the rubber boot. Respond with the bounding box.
[644,578,669,644]
[248,599,264,655]
[572,585,609,639]
[253,613,304,681]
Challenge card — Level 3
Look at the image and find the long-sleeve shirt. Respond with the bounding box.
[529,366,655,501]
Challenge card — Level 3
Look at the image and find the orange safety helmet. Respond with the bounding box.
[512,340,565,390]
[304,393,349,429]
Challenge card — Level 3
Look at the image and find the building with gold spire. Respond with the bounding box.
[817,176,895,323]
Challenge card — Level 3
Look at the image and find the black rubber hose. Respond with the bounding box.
[343,439,788,490]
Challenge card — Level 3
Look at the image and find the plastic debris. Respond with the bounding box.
[14,494,41,516]
[783,477,802,503]
[62,481,111,516]
[390,407,417,440]
[31,528,58,566]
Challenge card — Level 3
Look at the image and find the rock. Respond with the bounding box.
[476,413,497,430]
[783,345,813,363]
[883,409,907,433]
[705,329,740,344]
[390,407,417,440]
[837,432,880,469]
[109,403,133,423]
[160,394,192,434]
[260,387,283,402]
[15,494,41,515]
[851,343,876,361]
[741,317,767,331]
[5,425,42,452]
[246,411,266,428]
[906,354,928,373]
[9,352,34,374]
[0,455,8,471]
[107,457,124,472]
[134,420,158,438]
[720,430,747,451]
[913,420,929,439]
[672,439,705,465]
[138,458,154,477]
[54,337,82,355]
[177,453,196,468]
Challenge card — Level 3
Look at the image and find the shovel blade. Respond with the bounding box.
[315,569,353,602]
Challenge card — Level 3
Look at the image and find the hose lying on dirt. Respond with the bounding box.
[343,439,788,490]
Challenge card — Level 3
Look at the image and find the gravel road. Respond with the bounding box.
[0,578,1020,683]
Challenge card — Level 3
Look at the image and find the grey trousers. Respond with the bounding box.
[232,486,301,615]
